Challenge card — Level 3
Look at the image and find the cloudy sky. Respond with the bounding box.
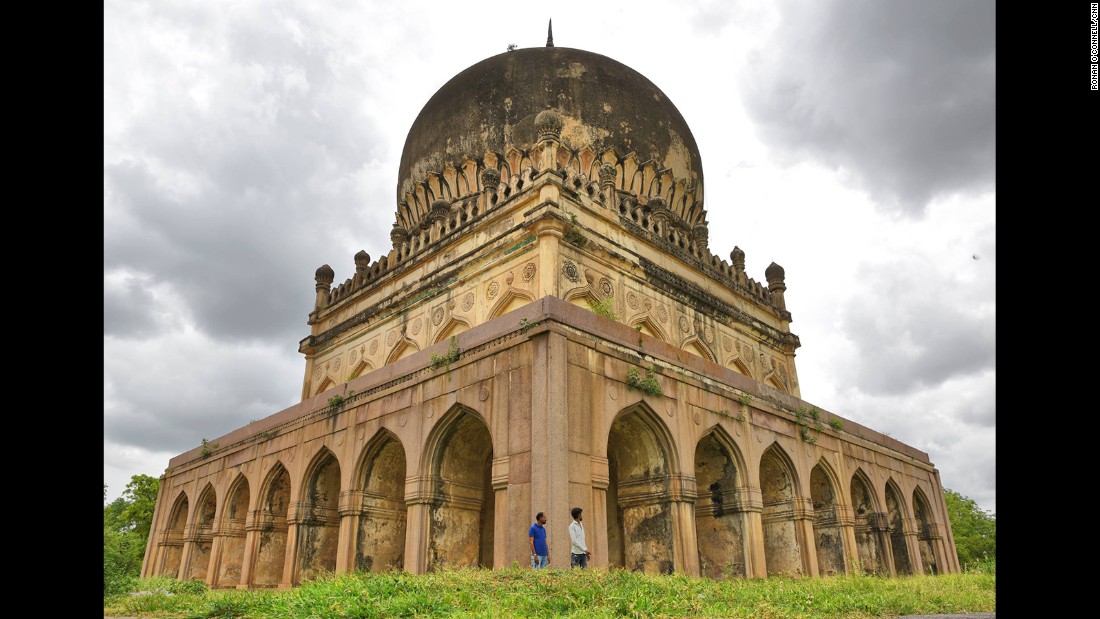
[104,0,995,516]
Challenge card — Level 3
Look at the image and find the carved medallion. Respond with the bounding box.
[333,357,341,371]
[399,413,408,427]
[679,315,690,333]
[693,410,701,425]
[410,317,422,335]
[487,281,500,300]
[313,366,322,380]
[626,292,639,310]
[479,386,490,401]
[350,349,358,365]
[522,263,537,282]
[656,305,667,323]
[722,336,732,352]
[599,278,613,297]
[608,385,618,400]
[563,260,580,283]
[704,326,714,344]
[386,330,397,346]
[432,306,445,326]
[462,292,474,312]
[369,339,378,356]
[357,427,365,441]
[506,271,514,286]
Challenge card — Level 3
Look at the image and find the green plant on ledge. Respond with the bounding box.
[738,393,753,406]
[829,418,844,431]
[200,438,219,459]
[430,336,461,375]
[520,318,539,334]
[563,211,588,248]
[626,366,663,396]
[799,427,817,444]
[587,297,618,320]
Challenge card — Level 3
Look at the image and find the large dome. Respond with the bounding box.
[397,46,703,205]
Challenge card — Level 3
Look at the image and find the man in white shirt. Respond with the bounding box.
[568,506,591,568]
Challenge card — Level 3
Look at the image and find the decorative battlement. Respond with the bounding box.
[313,134,789,321]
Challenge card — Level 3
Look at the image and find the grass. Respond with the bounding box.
[104,567,994,618]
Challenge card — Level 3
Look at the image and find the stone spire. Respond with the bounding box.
[546,19,554,47]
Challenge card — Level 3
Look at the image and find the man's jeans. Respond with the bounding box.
[571,553,588,569]
[532,554,549,569]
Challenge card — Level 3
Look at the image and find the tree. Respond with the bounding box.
[104,474,160,595]
[943,488,995,569]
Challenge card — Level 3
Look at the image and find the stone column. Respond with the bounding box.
[280,506,302,588]
[335,490,362,574]
[237,514,259,589]
[403,475,433,574]
[835,504,859,575]
[590,456,609,568]
[873,512,895,577]
[491,457,510,569]
[140,477,170,578]
[668,473,700,576]
[792,497,819,577]
[741,487,768,578]
[206,523,225,587]
[530,329,571,567]
[178,523,195,582]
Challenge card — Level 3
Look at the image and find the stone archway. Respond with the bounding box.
[810,462,846,576]
[693,428,748,578]
[912,488,938,574]
[427,408,494,571]
[850,471,887,575]
[885,481,912,575]
[296,449,341,583]
[252,464,290,587]
[760,445,803,576]
[215,476,250,587]
[158,492,189,578]
[606,406,675,574]
[355,431,408,572]
[187,484,217,581]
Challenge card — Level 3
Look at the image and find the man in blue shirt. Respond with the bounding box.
[529,511,549,568]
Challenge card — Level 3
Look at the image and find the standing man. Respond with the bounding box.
[569,506,591,569]
[529,512,549,568]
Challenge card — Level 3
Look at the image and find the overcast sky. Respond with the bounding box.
[104,0,995,517]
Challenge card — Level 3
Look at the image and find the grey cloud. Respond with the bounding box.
[740,0,994,215]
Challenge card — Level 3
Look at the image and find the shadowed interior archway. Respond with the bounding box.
[885,480,912,575]
[187,484,217,581]
[606,404,676,573]
[215,475,250,588]
[810,461,846,576]
[912,487,938,574]
[850,470,888,575]
[693,427,749,578]
[760,444,804,576]
[252,463,290,587]
[296,448,341,584]
[354,430,408,572]
[158,492,189,578]
[425,406,494,571]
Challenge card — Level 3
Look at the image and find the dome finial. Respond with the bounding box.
[546,19,554,47]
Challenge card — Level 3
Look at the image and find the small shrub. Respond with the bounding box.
[430,336,461,374]
[738,393,753,406]
[327,394,345,408]
[799,427,817,444]
[199,438,219,459]
[829,418,843,431]
[626,366,663,396]
[520,318,538,334]
[587,297,618,320]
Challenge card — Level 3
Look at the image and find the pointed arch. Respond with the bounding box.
[157,490,190,578]
[726,357,752,378]
[885,479,913,575]
[487,288,535,321]
[850,468,888,575]
[694,425,749,578]
[433,316,470,345]
[682,336,717,364]
[313,377,336,398]
[353,429,408,572]
[810,459,847,576]
[385,338,421,366]
[187,483,218,581]
[296,447,342,584]
[766,375,787,393]
[421,404,495,571]
[606,402,678,574]
[759,442,804,576]
[214,474,251,588]
[252,462,291,587]
[911,487,939,574]
[629,314,669,345]
[347,360,374,382]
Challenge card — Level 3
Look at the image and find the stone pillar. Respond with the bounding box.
[403,475,433,574]
[314,265,334,310]
[792,497,819,577]
[590,456,609,568]
[280,509,302,588]
[534,110,562,172]
[177,528,195,581]
[530,329,571,567]
[491,458,510,569]
[141,476,170,578]
[835,504,860,575]
[237,517,259,589]
[206,524,225,587]
[873,512,895,577]
[742,487,768,578]
[668,473,700,576]
[530,212,565,301]
[335,490,362,574]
